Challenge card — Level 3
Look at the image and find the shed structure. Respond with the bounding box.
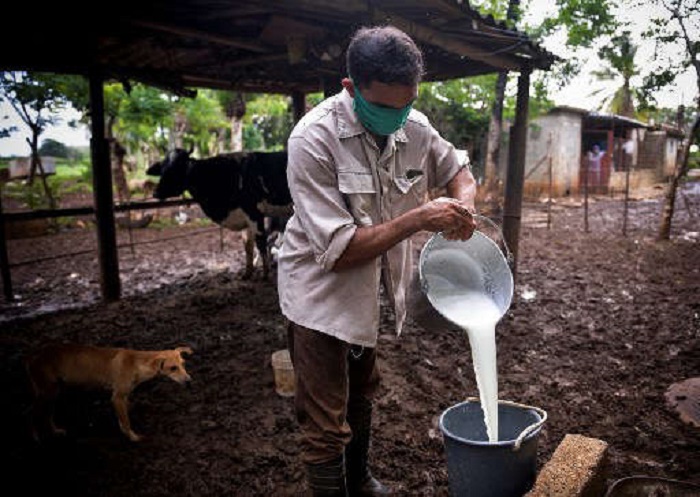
[0,0,554,301]
[504,106,682,198]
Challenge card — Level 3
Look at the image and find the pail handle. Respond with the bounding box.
[465,397,548,451]
[472,214,514,267]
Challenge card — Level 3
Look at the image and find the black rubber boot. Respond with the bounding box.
[305,455,348,497]
[346,399,392,496]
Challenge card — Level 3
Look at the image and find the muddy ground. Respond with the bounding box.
[0,180,698,496]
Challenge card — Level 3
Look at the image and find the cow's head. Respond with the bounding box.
[147,147,193,199]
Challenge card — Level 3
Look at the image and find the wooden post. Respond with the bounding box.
[0,190,13,302]
[622,138,633,237]
[584,149,590,233]
[89,68,121,301]
[502,69,530,277]
[292,91,306,124]
[547,154,553,231]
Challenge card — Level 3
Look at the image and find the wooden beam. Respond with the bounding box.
[129,19,273,53]
[89,68,121,302]
[227,54,288,68]
[181,74,314,94]
[502,69,531,278]
[373,8,522,70]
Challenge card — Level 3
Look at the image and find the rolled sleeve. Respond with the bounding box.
[287,136,357,271]
[429,127,468,188]
[316,223,357,271]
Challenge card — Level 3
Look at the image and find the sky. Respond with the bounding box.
[1,0,697,158]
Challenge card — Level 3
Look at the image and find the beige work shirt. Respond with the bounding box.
[278,89,467,347]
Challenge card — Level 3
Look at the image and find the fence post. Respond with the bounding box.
[0,190,14,302]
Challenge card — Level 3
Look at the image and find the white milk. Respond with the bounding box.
[430,290,501,442]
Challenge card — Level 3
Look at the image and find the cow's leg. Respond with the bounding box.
[255,220,270,279]
[241,227,255,279]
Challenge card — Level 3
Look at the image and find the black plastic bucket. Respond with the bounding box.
[439,400,546,497]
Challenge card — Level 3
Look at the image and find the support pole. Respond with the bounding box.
[622,150,631,237]
[0,189,13,302]
[292,91,306,124]
[89,68,121,301]
[502,69,530,277]
[584,150,590,233]
[547,154,553,231]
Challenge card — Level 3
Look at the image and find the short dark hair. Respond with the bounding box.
[346,26,425,89]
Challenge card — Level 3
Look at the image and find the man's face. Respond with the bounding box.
[342,78,418,110]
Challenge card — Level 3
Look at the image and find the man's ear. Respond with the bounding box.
[341,77,355,98]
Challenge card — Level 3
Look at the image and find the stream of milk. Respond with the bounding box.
[429,289,502,442]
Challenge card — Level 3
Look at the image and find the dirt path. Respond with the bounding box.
[0,180,698,496]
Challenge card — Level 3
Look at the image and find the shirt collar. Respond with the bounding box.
[336,89,409,143]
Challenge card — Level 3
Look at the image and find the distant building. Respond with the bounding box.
[498,107,683,197]
[8,156,57,179]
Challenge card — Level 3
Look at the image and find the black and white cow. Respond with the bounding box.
[147,148,291,278]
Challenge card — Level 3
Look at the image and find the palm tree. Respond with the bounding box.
[590,31,639,118]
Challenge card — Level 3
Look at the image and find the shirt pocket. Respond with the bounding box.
[338,172,376,226]
[392,167,426,208]
[338,172,376,194]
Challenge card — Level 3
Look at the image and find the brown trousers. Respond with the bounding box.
[287,321,381,464]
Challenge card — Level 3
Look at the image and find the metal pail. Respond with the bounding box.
[417,227,514,328]
[440,399,547,497]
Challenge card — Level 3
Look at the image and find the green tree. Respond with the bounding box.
[0,71,74,208]
[472,0,521,198]
[417,77,495,178]
[39,138,70,158]
[176,90,228,156]
[635,0,700,239]
[217,91,247,152]
[63,78,179,200]
[473,0,619,199]
[591,31,639,117]
[243,94,293,151]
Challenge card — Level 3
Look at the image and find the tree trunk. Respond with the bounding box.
[483,71,508,196]
[228,92,246,152]
[482,0,520,206]
[105,116,130,203]
[27,131,56,209]
[658,113,699,240]
[110,139,130,203]
[173,110,187,149]
[231,116,243,152]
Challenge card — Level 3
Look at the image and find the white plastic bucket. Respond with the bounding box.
[271,349,295,397]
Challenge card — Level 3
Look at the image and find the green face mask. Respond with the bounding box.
[352,83,413,136]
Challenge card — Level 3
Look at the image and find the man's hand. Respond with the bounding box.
[418,197,476,241]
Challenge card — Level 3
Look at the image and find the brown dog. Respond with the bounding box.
[25,344,193,442]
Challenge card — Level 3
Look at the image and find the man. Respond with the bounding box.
[278,26,477,497]
[587,144,605,187]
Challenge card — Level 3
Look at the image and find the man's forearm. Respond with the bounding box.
[332,210,421,272]
[446,166,477,209]
[333,167,477,271]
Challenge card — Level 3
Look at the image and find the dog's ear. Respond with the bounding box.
[176,346,193,356]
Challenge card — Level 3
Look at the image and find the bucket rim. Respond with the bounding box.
[439,399,545,448]
[419,230,514,325]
